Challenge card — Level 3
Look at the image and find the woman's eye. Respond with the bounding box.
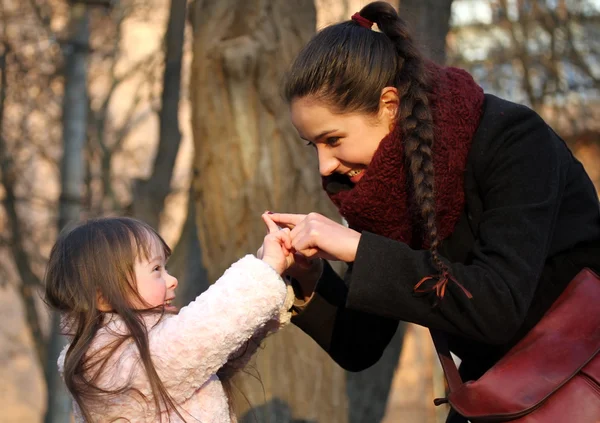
[325,137,340,146]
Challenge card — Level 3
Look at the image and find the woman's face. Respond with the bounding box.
[290,89,398,183]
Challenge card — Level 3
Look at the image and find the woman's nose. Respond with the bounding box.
[317,149,339,176]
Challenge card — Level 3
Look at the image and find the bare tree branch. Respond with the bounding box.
[0,41,46,370]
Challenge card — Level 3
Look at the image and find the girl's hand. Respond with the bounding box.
[257,215,294,275]
[267,212,361,263]
[260,213,323,300]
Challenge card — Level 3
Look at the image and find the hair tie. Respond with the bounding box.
[351,12,373,29]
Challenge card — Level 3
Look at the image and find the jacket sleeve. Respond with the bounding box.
[345,109,569,345]
[144,255,290,400]
[292,261,400,371]
[219,283,295,375]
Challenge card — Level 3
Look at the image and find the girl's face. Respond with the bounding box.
[133,235,178,312]
[290,89,398,183]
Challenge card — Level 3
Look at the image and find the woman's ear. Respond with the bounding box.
[379,87,399,130]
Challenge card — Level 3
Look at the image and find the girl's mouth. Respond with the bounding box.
[164,299,177,312]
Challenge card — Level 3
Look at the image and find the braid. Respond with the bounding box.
[360,2,448,275]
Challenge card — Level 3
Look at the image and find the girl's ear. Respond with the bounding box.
[96,290,112,312]
[379,86,399,126]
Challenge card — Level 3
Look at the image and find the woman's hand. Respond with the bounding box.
[267,212,361,263]
[257,218,294,274]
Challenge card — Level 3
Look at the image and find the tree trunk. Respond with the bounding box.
[399,0,454,64]
[170,183,211,307]
[189,0,347,421]
[132,0,187,229]
[45,4,90,422]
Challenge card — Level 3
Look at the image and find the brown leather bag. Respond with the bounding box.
[431,268,600,422]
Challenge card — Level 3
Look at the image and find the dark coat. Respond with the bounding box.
[291,95,600,422]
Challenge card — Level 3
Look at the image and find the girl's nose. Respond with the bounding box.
[168,273,178,290]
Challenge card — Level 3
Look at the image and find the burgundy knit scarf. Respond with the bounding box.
[323,63,485,252]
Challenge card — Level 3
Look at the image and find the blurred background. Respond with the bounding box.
[0,0,598,422]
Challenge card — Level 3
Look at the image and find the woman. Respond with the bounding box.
[268,2,600,422]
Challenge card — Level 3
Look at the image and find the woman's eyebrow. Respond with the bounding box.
[301,129,338,141]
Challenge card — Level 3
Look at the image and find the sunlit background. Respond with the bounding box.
[1,0,598,422]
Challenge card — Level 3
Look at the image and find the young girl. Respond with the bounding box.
[268,2,600,422]
[44,216,294,422]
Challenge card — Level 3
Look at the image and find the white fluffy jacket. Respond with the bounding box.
[58,255,294,422]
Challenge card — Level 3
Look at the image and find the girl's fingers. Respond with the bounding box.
[274,228,292,249]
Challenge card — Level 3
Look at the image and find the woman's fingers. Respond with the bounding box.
[290,231,320,258]
[262,212,356,261]
[262,213,282,234]
[266,213,306,229]
[287,213,361,262]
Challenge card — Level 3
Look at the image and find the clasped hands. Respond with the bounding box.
[257,212,361,280]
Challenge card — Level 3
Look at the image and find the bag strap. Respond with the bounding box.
[430,328,463,394]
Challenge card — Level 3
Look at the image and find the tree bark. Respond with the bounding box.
[132,0,187,229]
[399,0,454,64]
[45,4,90,422]
[170,182,211,307]
[189,0,347,421]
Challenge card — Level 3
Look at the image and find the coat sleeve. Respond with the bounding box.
[292,261,400,371]
[219,283,295,375]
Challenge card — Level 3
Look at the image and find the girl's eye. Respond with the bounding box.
[153,265,161,272]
